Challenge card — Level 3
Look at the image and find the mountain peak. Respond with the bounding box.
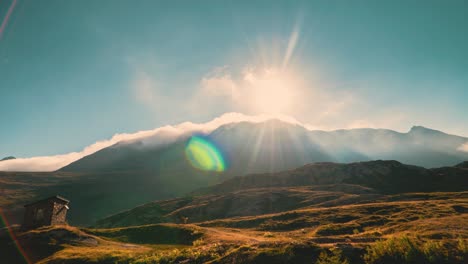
[409,125,443,134]
[455,161,468,169]
[410,125,430,131]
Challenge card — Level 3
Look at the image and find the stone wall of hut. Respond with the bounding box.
[50,202,68,225]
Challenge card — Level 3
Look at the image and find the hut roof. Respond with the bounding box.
[24,195,70,207]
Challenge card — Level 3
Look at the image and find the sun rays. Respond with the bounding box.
[241,22,305,116]
[245,67,300,114]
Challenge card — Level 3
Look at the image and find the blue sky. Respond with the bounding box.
[0,0,467,159]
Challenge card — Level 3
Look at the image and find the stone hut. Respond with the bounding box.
[22,195,70,230]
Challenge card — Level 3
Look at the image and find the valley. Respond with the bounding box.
[1,160,467,263]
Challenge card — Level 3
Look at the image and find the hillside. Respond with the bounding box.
[2,192,466,263]
[456,161,468,168]
[1,160,467,263]
[95,160,468,228]
[95,184,379,228]
[2,160,468,227]
[198,160,468,195]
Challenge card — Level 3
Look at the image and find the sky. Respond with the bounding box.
[0,0,467,160]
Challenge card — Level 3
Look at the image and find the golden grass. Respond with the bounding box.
[4,192,466,263]
[37,244,150,264]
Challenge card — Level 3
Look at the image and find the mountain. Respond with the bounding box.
[456,161,468,169]
[61,121,468,174]
[197,160,468,195]
[0,156,15,161]
[2,120,468,226]
[95,160,468,228]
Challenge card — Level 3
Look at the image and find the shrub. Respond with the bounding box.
[456,238,468,262]
[364,235,422,263]
[421,240,448,263]
[363,235,467,264]
[316,249,349,264]
[315,223,361,236]
[130,244,224,264]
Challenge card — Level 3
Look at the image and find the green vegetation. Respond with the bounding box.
[129,244,224,264]
[316,249,349,264]
[315,223,362,236]
[363,235,467,264]
[84,224,203,245]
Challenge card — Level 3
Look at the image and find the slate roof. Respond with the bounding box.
[24,195,70,207]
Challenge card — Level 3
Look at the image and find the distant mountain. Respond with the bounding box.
[61,120,468,174]
[197,160,468,195]
[0,156,15,161]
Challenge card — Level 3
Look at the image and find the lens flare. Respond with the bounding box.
[0,0,18,41]
[185,136,226,172]
[0,209,31,264]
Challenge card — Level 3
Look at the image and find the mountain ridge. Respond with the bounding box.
[0,156,15,162]
[94,159,468,228]
[2,119,468,226]
[60,120,468,173]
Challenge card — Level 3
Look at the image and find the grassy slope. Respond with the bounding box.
[1,161,467,263]
[2,160,467,227]
[95,159,468,228]
[2,191,466,263]
[95,184,379,228]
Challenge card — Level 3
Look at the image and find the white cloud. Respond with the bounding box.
[347,120,377,129]
[200,67,239,100]
[195,65,308,116]
[458,142,468,152]
[0,112,306,172]
[131,69,170,114]
[133,71,158,104]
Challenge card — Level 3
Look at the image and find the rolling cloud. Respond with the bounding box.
[458,143,468,153]
[1,112,467,172]
[0,113,304,172]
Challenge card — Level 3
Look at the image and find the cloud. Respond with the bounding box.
[0,128,178,172]
[347,120,377,129]
[0,112,305,172]
[458,142,468,152]
[194,65,308,116]
[2,107,459,172]
[131,69,170,114]
[200,67,239,100]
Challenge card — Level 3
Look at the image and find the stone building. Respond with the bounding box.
[22,195,70,230]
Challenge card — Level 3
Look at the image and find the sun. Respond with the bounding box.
[246,68,299,114]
